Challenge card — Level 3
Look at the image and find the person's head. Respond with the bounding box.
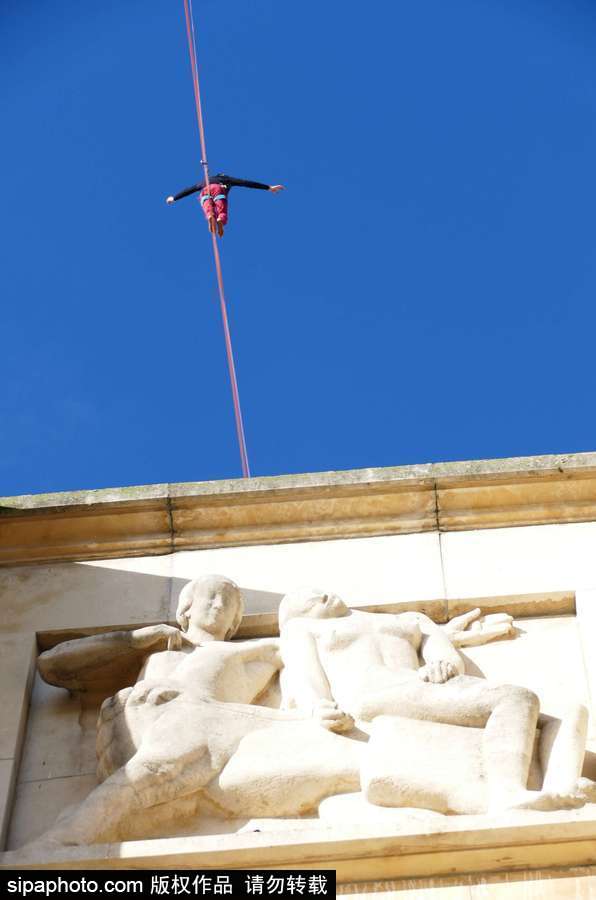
[278,586,348,629]
[176,574,244,642]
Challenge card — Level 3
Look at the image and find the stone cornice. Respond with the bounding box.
[1,452,596,565]
[4,812,596,880]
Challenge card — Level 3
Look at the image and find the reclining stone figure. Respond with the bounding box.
[278,587,596,815]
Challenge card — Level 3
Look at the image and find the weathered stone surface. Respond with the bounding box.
[337,867,596,898]
[278,590,594,816]
[1,450,596,886]
[4,452,596,565]
[576,590,596,741]
[5,811,596,879]
[0,560,172,633]
[17,676,98,784]
[27,576,366,847]
[7,774,98,851]
[362,717,487,814]
[460,616,591,722]
[16,578,595,851]
[0,760,15,850]
[0,634,36,761]
[447,591,575,621]
[441,522,596,600]
[171,532,446,616]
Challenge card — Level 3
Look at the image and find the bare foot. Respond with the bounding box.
[217,219,224,237]
[492,788,586,813]
[208,216,216,234]
[575,777,596,803]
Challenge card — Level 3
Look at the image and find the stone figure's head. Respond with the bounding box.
[176,574,244,642]
[278,586,348,629]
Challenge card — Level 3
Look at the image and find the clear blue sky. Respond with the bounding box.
[2,0,596,495]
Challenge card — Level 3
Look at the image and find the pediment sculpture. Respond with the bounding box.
[30,574,596,848]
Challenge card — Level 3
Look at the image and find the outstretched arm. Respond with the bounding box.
[166,182,205,204]
[39,624,186,693]
[442,608,515,647]
[222,176,284,192]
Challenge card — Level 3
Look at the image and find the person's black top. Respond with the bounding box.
[171,174,270,202]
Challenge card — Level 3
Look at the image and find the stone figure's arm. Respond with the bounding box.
[237,636,282,666]
[442,608,515,647]
[279,620,334,709]
[278,622,354,733]
[413,613,465,683]
[38,624,186,693]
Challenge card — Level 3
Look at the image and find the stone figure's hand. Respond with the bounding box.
[418,660,458,684]
[443,608,515,647]
[312,699,354,733]
[130,624,185,651]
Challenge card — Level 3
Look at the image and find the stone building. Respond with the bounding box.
[1,451,596,897]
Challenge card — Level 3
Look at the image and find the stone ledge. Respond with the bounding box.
[336,866,596,896]
[2,452,596,566]
[3,810,596,881]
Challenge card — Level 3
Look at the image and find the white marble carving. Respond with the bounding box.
[30,576,596,848]
[279,587,596,814]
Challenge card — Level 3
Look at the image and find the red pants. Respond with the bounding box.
[199,184,228,224]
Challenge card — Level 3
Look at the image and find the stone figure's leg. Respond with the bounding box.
[354,675,583,812]
[539,705,596,802]
[41,697,334,846]
[480,684,541,811]
[540,705,588,792]
[45,702,226,846]
[96,686,160,780]
[207,719,363,817]
[361,715,488,814]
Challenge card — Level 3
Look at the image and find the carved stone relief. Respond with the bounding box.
[25,575,596,849]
